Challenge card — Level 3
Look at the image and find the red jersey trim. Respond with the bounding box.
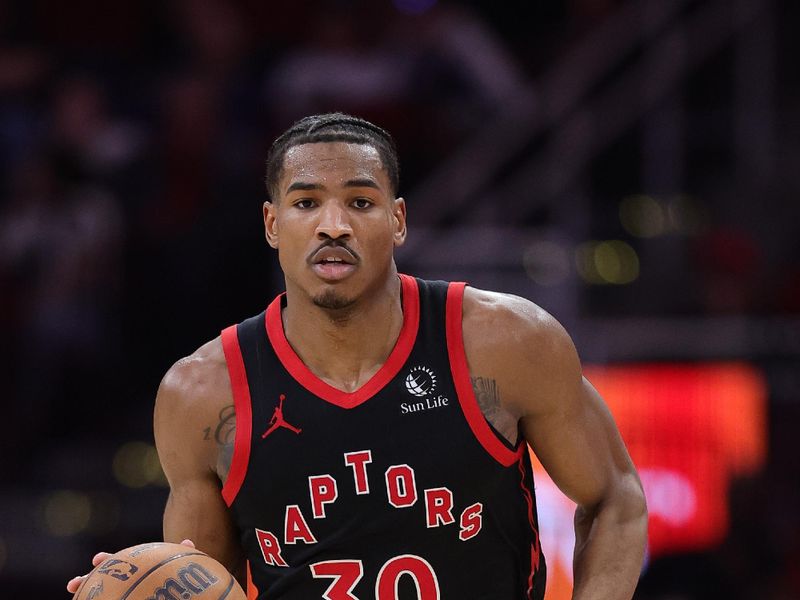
[445,282,522,467]
[246,561,259,599]
[265,274,420,409]
[519,452,542,598]
[220,325,253,506]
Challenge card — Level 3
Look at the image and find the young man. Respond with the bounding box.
[68,114,647,599]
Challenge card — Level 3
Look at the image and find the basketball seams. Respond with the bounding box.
[216,574,237,599]
[73,544,245,600]
[117,551,207,600]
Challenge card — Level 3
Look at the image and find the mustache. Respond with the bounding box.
[307,239,360,263]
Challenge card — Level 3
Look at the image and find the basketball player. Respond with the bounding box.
[68,114,647,598]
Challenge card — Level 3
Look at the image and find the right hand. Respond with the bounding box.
[65,539,195,594]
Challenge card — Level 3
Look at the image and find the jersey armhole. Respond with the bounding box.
[220,325,253,506]
[445,282,523,467]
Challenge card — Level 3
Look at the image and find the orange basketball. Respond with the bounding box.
[72,542,246,600]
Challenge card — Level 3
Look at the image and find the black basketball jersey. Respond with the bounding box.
[219,275,546,599]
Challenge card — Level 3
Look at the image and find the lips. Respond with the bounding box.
[309,244,358,281]
[310,245,357,265]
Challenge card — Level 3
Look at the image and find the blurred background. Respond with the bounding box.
[0,0,798,597]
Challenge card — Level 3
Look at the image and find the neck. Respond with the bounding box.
[281,268,404,392]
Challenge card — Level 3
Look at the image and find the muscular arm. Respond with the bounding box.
[463,288,647,600]
[154,338,245,582]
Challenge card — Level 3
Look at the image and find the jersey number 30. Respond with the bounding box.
[310,554,439,600]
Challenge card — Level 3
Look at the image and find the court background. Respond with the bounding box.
[0,1,798,597]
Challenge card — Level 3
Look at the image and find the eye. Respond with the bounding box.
[352,197,373,209]
[293,198,315,209]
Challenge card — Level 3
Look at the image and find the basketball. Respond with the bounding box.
[72,542,246,600]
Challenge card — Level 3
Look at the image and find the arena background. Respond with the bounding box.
[1,0,798,597]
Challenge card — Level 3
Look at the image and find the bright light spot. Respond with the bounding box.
[523,240,571,286]
[575,240,639,285]
[640,468,697,526]
[113,441,164,488]
[575,241,602,284]
[594,240,639,284]
[619,195,666,238]
[41,490,91,536]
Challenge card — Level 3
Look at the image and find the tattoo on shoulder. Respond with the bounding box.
[471,376,500,420]
[211,404,236,482]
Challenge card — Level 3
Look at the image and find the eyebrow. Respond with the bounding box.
[284,178,382,195]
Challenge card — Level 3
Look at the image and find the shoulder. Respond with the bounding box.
[460,286,582,417]
[461,286,577,360]
[158,337,230,406]
[154,337,233,466]
[156,337,231,415]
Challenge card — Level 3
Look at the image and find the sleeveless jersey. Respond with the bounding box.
[220,275,546,599]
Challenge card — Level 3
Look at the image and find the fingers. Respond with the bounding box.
[67,543,195,594]
[67,552,112,594]
[92,551,112,566]
[66,575,85,593]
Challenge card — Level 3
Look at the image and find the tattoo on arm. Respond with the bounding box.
[471,377,501,421]
[471,376,519,445]
[211,405,236,482]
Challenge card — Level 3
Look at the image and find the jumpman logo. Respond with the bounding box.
[262,394,302,439]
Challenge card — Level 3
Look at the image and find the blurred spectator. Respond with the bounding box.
[263,0,527,180]
[49,73,146,181]
[0,148,123,470]
[0,42,51,190]
[263,2,414,126]
[0,70,136,473]
[169,0,253,79]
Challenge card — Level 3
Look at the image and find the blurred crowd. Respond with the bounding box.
[0,0,798,598]
[0,0,546,461]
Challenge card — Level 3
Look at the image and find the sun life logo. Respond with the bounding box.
[405,366,437,397]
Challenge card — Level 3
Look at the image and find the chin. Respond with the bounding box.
[312,288,357,310]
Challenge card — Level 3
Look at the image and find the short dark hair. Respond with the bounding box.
[265,112,400,200]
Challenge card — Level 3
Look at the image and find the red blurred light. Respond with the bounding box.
[532,362,768,600]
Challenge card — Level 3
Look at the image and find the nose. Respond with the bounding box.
[315,202,353,240]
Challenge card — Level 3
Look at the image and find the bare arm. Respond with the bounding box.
[67,339,244,594]
[463,288,647,600]
[154,338,245,581]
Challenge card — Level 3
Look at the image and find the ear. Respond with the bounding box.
[264,201,279,248]
[392,197,407,247]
